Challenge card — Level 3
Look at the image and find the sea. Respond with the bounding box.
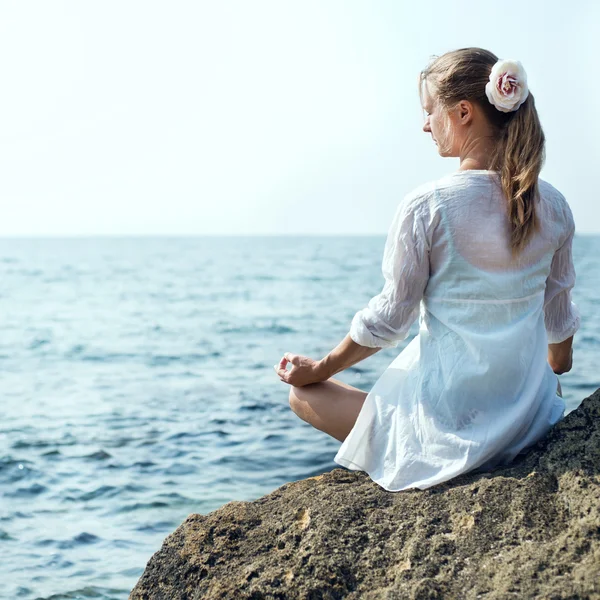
[1,235,598,600]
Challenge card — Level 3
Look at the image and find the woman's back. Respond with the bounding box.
[335,171,579,490]
[421,170,578,339]
[421,170,572,287]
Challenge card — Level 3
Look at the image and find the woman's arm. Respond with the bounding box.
[319,334,381,378]
[548,335,574,375]
[543,216,580,362]
[275,335,381,387]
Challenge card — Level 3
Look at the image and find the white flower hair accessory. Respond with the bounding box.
[485,59,529,113]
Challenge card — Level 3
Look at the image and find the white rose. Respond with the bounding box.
[485,59,529,113]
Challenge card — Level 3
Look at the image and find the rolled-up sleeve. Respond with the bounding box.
[543,222,581,344]
[349,193,432,349]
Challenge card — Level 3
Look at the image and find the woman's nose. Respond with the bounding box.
[423,121,431,133]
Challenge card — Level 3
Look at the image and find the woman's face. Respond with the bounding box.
[421,81,457,156]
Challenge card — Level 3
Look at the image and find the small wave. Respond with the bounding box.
[104,437,135,448]
[239,403,267,411]
[56,532,101,549]
[78,485,119,501]
[0,460,38,484]
[233,274,277,282]
[116,501,170,513]
[44,555,74,570]
[248,362,269,370]
[64,344,140,363]
[166,431,202,441]
[217,323,296,335]
[67,568,94,577]
[111,538,137,549]
[155,491,193,503]
[164,462,197,476]
[18,268,43,276]
[13,436,76,449]
[123,483,148,493]
[28,337,51,350]
[35,585,128,600]
[147,353,210,367]
[131,461,156,468]
[119,566,144,577]
[74,532,101,544]
[133,520,175,533]
[7,483,47,497]
[81,352,140,363]
[570,382,600,390]
[0,510,30,521]
[83,450,112,461]
[0,456,33,469]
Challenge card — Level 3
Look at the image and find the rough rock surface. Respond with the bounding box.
[130,389,600,599]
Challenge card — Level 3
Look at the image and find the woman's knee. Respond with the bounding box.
[288,386,303,415]
[288,386,315,422]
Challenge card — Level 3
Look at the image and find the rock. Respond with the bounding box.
[130,389,600,599]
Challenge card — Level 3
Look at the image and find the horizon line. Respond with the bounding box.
[0,232,391,239]
[0,232,598,239]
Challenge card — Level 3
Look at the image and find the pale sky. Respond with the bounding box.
[1,0,598,236]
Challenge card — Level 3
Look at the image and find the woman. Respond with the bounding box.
[274,47,580,492]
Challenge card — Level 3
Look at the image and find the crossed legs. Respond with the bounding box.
[288,378,368,443]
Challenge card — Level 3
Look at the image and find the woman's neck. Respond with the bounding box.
[457,157,492,171]
[457,134,496,171]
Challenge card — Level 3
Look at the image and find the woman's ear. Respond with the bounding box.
[458,100,474,124]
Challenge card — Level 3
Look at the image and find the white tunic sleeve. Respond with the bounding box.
[349,193,432,348]
[543,223,581,344]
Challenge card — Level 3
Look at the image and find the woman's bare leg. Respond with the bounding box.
[288,378,368,442]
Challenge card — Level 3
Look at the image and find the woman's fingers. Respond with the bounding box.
[284,352,300,366]
[275,354,292,377]
[274,358,292,383]
[274,363,286,376]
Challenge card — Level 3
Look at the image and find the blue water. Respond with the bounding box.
[1,235,598,600]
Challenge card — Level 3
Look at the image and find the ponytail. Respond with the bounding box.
[491,93,546,258]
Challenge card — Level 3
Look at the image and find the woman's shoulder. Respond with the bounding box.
[406,173,572,211]
[537,178,570,209]
[401,173,575,234]
[404,170,498,197]
[401,171,484,210]
[400,178,440,210]
[537,178,576,233]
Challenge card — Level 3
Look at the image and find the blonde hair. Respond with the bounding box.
[419,48,546,258]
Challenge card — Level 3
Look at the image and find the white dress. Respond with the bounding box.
[334,170,581,492]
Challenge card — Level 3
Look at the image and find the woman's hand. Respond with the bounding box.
[274,353,329,387]
[274,336,381,387]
